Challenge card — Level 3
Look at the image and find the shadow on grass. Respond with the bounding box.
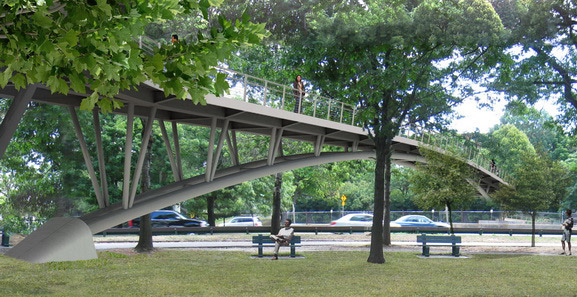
[473,253,528,260]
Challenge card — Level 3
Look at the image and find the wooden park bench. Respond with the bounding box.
[416,234,461,257]
[252,234,301,258]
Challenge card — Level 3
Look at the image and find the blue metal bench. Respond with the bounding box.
[417,234,461,257]
[252,234,301,257]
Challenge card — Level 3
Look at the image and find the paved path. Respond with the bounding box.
[94,240,560,250]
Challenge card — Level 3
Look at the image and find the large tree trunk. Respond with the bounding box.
[271,172,283,235]
[135,119,154,253]
[447,202,454,235]
[383,147,392,246]
[531,211,536,247]
[368,137,388,264]
[206,195,216,226]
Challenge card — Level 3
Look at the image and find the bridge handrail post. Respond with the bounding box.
[327,100,332,120]
[351,107,356,125]
[281,86,286,109]
[340,102,344,123]
[298,92,303,114]
[263,81,268,106]
[313,96,318,118]
[243,75,248,102]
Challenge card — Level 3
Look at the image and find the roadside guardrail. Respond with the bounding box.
[98,226,566,237]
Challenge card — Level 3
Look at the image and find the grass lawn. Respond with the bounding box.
[1,250,576,296]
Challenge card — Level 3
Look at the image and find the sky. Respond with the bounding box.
[449,97,561,134]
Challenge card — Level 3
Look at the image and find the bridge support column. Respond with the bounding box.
[0,84,38,158]
[6,217,97,263]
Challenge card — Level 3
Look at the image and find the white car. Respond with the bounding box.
[390,215,450,228]
[218,216,263,226]
[329,213,374,226]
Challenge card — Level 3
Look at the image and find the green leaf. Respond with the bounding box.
[64,30,79,47]
[151,53,164,71]
[69,74,86,93]
[56,78,70,94]
[31,12,52,28]
[97,97,113,113]
[80,92,99,110]
[96,0,112,17]
[199,0,210,19]
[11,73,27,90]
[0,68,12,88]
[214,72,229,96]
[208,0,224,6]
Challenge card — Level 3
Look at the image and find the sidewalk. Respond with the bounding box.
[93,240,565,256]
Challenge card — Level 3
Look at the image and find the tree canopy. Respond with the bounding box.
[0,0,267,111]
[411,147,478,233]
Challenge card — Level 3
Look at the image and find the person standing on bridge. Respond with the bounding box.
[270,219,294,260]
[293,75,305,113]
[561,209,573,255]
[171,34,179,44]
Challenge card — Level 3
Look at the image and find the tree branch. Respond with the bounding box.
[533,46,577,108]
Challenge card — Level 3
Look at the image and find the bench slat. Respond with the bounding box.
[416,234,461,257]
[417,235,461,244]
[252,235,301,244]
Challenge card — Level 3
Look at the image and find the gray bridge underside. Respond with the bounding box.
[0,82,506,263]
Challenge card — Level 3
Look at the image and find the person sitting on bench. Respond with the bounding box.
[270,219,294,260]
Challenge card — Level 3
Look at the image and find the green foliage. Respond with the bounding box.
[0,0,268,112]
[500,103,571,160]
[488,0,577,127]
[410,147,478,232]
[488,124,536,176]
[492,153,568,213]
[411,148,477,209]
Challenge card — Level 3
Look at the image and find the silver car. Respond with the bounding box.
[329,213,374,226]
[218,216,263,226]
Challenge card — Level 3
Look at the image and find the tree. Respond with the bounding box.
[286,0,504,263]
[0,0,268,111]
[493,153,568,247]
[487,124,536,175]
[410,148,478,234]
[134,118,154,253]
[488,0,577,127]
[0,102,91,232]
[499,103,570,160]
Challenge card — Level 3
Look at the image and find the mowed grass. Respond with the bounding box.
[1,250,576,297]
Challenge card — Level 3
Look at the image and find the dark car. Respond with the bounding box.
[131,210,208,228]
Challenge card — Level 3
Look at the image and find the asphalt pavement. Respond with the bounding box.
[93,240,560,250]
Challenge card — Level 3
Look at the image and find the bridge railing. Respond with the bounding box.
[399,126,511,182]
[215,67,357,125]
[136,35,357,125]
[137,36,507,182]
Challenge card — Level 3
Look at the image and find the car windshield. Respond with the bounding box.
[233,218,253,223]
[151,212,185,220]
[350,215,372,222]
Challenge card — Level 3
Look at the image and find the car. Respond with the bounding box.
[390,215,449,228]
[131,210,209,228]
[329,213,374,226]
[218,216,263,226]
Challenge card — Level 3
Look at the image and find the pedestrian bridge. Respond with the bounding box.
[0,67,507,263]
